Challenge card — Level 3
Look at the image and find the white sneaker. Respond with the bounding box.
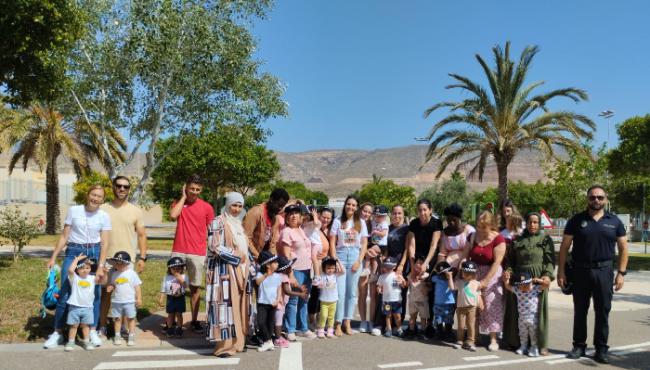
[286,333,297,342]
[83,340,95,351]
[516,345,527,355]
[64,342,74,352]
[113,336,123,346]
[528,346,539,357]
[257,340,275,352]
[298,330,317,339]
[44,331,63,349]
[358,321,368,333]
[371,328,382,336]
[127,335,136,347]
[89,330,102,347]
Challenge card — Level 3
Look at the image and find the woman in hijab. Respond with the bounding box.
[206,192,251,357]
[502,212,555,355]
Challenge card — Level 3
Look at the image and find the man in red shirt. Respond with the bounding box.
[169,174,215,332]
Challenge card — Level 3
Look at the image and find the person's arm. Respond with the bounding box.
[242,207,259,259]
[273,284,282,307]
[437,234,448,264]
[422,230,441,269]
[47,225,72,268]
[540,235,555,286]
[503,278,514,293]
[96,229,110,279]
[446,271,455,290]
[135,222,148,273]
[353,236,368,272]
[557,234,573,289]
[479,240,506,289]
[135,285,142,307]
[173,271,186,286]
[169,185,187,220]
[615,235,629,291]
[255,272,271,286]
[477,291,484,310]
[68,254,84,277]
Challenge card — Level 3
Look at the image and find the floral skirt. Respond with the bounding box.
[476,264,504,333]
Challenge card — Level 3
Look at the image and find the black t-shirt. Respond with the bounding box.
[408,215,443,260]
[564,211,626,263]
[387,224,409,259]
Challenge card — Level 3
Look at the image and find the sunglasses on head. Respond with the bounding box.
[115,184,131,190]
[588,195,605,201]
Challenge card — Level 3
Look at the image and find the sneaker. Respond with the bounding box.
[528,346,539,357]
[89,330,102,347]
[127,334,136,347]
[467,344,477,352]
[274,338,289,348]
[316,329,325,338]
[516,345,527,355]
[593,352,610,364]
[453,341,463,349]
[191,321,203,333]
[566,346,586,359]
[258,340,275,352]
[286,333,297,342]
[83,340,95,351]
[383,330,392,338]
[326,328,335,338]
[402,327,415,340]
[371,328,382,336]
[44,331,63,349]
[165,327,174,338]
[424,325,435,339]
[174,327,183,337]
[298,330,317,339]
[488,341,499,351]
[64,342,75,352]
[113,336,123,346]
[395,328,404,338]
[98,326,108,339]
[358,321,368,333]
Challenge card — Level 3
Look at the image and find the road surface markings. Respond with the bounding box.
[93,358,239,370]
[377,361,424,368]
[462,355,499,362]
[611,347,646,356]
[113,348,214,357]
[278,342,302,370]
[546,357,595,365]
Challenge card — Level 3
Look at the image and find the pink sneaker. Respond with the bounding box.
[274,337,289,349]
[317,329,325,338]
[326,328,335,338]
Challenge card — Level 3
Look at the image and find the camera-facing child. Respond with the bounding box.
[404,257,431,340]
[106,251,142,346]
[159,257,188,338]
[432,261,455,341]
[504,271,548,357]
[255,251,282,352]
[377,257,407,337]
[274,255,308,348]
[312,257,344,338]
[449,260,483,351]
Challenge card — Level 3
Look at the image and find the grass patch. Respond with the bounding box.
[0,256,202,343]
[624,253,650,271]
[8,233,174,251]
[145,238,173,250]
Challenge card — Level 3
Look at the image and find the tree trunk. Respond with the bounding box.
[45,149,61,234]
[497,160,509,208]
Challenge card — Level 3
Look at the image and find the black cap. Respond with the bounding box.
[284,204,302,214]
[259,250,278,266]
[461,260,478,273]
[513,271,533,285]
[108,251,131,265]
[167,256,186,268]
[76,257,95,269]
[435,261,452,274]
[373,205,389,216]
[277,256,295,272]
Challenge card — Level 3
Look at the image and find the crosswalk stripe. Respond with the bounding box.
[462,355,499,361]
[278,342,302,370]
[113,348,215,357]
[93,358,239,370]
[378,361,423,368]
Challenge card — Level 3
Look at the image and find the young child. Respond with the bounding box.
[312,257,343,338]
[159,257,188,338]
[64,255,105,351]
[363,205,389,279]
[274,255,308,348]
[106,251,142,346]
[450,260,483,351]
[432,261,455,341]
[504,271,548,357]
[255,251,282,352]
[377,257,407,337]
[404,257,431,340]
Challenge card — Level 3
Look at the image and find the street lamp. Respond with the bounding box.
[598,110,615,149]
[414,137,428,142]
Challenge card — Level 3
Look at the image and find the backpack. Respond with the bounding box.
[40,265,61,318]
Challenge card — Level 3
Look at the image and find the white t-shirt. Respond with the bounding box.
[160,274,187,296]
[315,274,339,302]
[330,218,368,249]
[370,219,389,246]
[67,274,96,307]
[64,205,112,244]
[378,271,402,303]
[109,269,142,303]
[256,272,282,305]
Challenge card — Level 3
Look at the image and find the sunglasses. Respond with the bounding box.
[588,195,605,201]
[115,184,131,190]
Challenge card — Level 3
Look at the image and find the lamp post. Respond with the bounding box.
[598,110,615,149]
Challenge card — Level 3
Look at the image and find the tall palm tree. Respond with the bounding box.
[1,103,126,234]
[423,42,595,206]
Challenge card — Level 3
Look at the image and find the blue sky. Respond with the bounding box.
[251,0,650,152]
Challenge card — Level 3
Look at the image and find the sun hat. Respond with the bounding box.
[277,255,296,272]
[258,250,278,266]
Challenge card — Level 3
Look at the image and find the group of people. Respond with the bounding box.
[42,174,629,365]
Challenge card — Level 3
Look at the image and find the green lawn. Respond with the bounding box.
[624,253,650,271]
[0,256,201,343]
[8,234,174,251]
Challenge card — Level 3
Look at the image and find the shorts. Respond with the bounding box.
[433,303,455,325]
[110,302,137,319]
[67,305,94,325]
[382,301,402,316]
[408,299,430,320]
[166,295,186,314]
[171,252,205,287]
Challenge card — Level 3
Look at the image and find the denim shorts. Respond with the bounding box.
[67,305,94,325]
[166,295,186,314]
[382,301,402,315]
[433,303,455,324]
[110,302,137,319]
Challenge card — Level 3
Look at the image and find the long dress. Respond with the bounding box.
[503,230,555,349]
[206,215,250,356]
[468,233,505,334]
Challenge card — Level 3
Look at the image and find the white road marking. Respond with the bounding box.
[279,342,303,370]
[611,347,646,356]
[462,355,499,362]
[112,348,214,357]
[93,358,239,370]
[378,361,424,368]
[546,357,595,365]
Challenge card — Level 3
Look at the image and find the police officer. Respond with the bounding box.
[557,185,629,364]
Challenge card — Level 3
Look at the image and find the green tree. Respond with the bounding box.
[246,181,329,209]
[353,175,416,216]
[151,124,280,211]
[0,206,41,262]
[506,180,550,216]
[419,171,472,215]
[422,41,595,207]
[0,0,85,104]
[67,0,287,202]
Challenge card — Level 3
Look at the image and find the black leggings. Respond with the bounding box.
[256,304,276,342]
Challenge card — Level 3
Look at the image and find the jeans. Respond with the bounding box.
[54,243,102,330]
[335,247,361,322]
[284,269,312,333]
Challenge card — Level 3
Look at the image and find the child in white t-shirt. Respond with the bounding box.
[106,251,142,346]
[312,257,344,338]
[65,255,106,352]
[363,205,389,279]
[377,257,407,337]
[255,251,282,352]
[158,257,188,337]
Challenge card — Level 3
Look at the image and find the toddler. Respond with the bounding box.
[159,257,188,337]
[64,255,106,351]
[255,251,282,352]
[106,251,142,346]
[274,256,308,348]
[363,205,389,279]
[312,257,343,338]
[377,257,407,337]
[450,260,483,351]
[404,257,431,339]
[504,271,548,357]
[431,261,455,341]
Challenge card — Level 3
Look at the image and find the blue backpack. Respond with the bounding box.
[40,266,61,318]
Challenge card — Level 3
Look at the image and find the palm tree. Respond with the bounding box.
[1,103,126,234]
[423,42,595,206]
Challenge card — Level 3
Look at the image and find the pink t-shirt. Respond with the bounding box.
[171,198,215,256]
[279,227,314,271]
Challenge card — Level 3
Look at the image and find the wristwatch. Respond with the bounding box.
[138,256,148,262]
[617,270,627,276]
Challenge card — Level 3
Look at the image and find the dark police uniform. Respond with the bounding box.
[564,211,625,353]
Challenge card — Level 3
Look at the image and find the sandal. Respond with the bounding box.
[334,322,343,337]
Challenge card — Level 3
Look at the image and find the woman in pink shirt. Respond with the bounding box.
[278,204,318,341]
